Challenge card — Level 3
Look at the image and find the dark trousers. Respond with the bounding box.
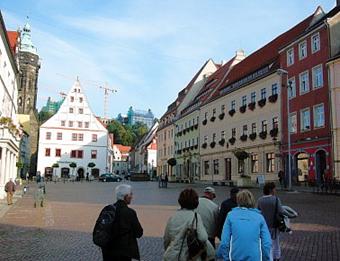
[102,250,131,261]
[208,237,215,248]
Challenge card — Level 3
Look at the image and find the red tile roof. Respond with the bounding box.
[114,144,131,154]
[6,31,18,55]
[211,10,317,100]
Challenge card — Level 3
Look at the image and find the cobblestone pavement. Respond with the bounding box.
[0,181,339,260]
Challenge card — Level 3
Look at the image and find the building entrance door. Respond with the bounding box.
[315,150,326,184]
[61,168,70,178]
[296,153,309,182]
[225,158,231,180]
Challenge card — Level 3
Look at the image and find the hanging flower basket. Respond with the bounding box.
[210,141,216,148]
[229,137,236,145]
[248,102,256,111]
[229,109,236,117]
[249,133,257,140]
[268,94,278,103]
[194,145,198,149]
[233,150,249,160]
[194,124,198,129]
[202,143,207,149]
[210,116,216,122]
[219,113,225,120]
[259,131,267,139]
[239,105,247,113]
[190,126,194,131]
[219,139,225,146]
[258,98,266,107]
[202,119,207,125]
[240,134,248,141]
[270,128,279,137]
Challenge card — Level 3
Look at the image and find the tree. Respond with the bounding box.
[107,121,148,146]
[69,162,77,177]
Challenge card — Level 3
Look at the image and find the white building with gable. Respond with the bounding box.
[37,80,109,179]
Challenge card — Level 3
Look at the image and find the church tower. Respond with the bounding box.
[18,21,40,114]
[17,19,40,175]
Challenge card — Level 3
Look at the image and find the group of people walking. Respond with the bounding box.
[95,181,293,261]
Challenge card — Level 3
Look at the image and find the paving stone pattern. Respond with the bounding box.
[0,181,339,260]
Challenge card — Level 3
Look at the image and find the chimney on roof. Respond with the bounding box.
[234,49,246,64]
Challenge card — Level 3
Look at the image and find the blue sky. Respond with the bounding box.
[1,0,336,118]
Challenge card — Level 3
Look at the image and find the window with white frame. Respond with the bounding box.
[311,33,320,53]
[232,128,236,137]
[266,153,275,172]
[271,83,278,95]
[312,64,323,89]
[242,96,247,106]
[261,88,266,99]
[212,133,216,142]
[261,120,267,132]
[314,104,324,128]
[287,48,294,66]
[251,154,259,173]
[251,92,256,103]
[289,113,297,133]
[251,123,256,134]
[288,77,296,99]
[231,100,236,110]
[299,71,309,94]
[301,108,311,131]
[299,41,307,60]
[221,131,225,140]
[221,104,225,113]
[204,161,209,175]
[213,159,219,175]
[242,125,248,135]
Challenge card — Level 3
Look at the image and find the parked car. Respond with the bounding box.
[99,173,122,182]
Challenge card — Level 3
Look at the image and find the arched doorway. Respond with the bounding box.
[315,150,326,184]
[61,167,70,178]
[77,168,85,179]
[295,153,309,183]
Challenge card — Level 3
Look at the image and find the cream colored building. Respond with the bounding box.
[200,64,283,185]
[328,54,340,180]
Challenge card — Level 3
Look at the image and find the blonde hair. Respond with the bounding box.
[236,190,255,208]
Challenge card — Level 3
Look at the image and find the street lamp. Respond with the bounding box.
[277,69,292,190]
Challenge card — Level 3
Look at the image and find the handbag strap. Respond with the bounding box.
[178,212,196,261]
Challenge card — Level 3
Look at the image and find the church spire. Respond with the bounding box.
[20,16,37,55]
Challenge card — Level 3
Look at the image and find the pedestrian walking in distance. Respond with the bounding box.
[257,182,288,261]
[101,184,143,261]
[216,187,239,240]
[196,186,219,248]
[163,188,215,261]
[217,190,271,261]
[5,178,16,205]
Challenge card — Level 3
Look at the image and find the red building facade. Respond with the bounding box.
[279,7,338,184]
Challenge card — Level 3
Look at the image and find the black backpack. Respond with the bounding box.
[93,204,118,248]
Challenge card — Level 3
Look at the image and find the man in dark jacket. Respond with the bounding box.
[5,178,16,205]
[216,187,239,239]
[102,184,143,261]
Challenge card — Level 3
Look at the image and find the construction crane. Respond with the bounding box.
[99,83,117,119]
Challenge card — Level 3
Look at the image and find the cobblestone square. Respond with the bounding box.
[0,181,339,260]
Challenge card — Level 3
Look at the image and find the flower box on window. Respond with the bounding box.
[190,126,194,131]
[219,113,225,120]
[190,146,194,150]
[219,139,225,146]
[268,94,278,103]
[258,98,266,108]
[210,141,216,148]
[210,116,216,122]
[240,134,248,141]
[259,131,267,139]
[270,127,279,137]
[249,133,257,140]
[183,129,187,135]
[229,137,236,145]
[202,143,207,149]
[194,145,198,149]
[239,105,247,113]
[177,149,182,154]
[229,109,236,117]
[202,119,207,125]
[248,102,256,111]
[177,131,182,137]
[194,124,198,129]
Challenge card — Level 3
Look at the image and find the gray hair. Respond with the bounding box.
[115,184,132,200]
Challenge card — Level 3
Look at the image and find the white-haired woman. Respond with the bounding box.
[101,184,143,261]
[217,190,272,261]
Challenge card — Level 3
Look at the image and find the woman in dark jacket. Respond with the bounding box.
[102,184,143,261]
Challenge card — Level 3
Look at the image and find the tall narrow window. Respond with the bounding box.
[272,117,279,129]
[45,148,51,157]
[262,120,267,132]
[231,100,236,110]
[261,88,266,99]
[78,133,84,141]
[311,33,320,53]
[301,108,311,131]
[57,132,62,140]
[251,154,259,173]
[299,41,307,60]
[85,122,89,128]
[290,113,297,133]
[213,159,219,175]
[251,123,256,134]
[92,134,98,142]
[299,71,309,94]
[287,48,294,66]
[204,161,209,175]
[288,77,296,99]
[46,132,51,140]
[314,104,324,128]
[55,149,61,157]
[72,133,78,141]
[312,65,323,89]
[91,150,97,159]
[266,153,275,172]
[251,92,256,103]
[242,96,247,106]
[242,125,248,135]
[61,120,65,127]
[232,128,236,137]
[271,83,278,95]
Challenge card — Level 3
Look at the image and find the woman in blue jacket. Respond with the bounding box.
[217,190,271,261]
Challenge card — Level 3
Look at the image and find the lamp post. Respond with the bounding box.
[277,69,292,190]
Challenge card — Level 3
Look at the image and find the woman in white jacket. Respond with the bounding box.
[163,188,215,261]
